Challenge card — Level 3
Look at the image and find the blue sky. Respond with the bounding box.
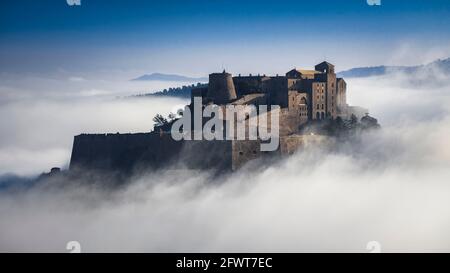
[1,0,449,76]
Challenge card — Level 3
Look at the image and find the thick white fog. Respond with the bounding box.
[0,69,450,252]
[0,74,189,175]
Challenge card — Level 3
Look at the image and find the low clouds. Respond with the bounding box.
[0,73,188,175]
[0,69,450,252]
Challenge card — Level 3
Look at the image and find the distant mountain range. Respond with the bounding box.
[133,57,450,82]
[131,57,449,98]
[131,73,208,82]
[337,57,450,78]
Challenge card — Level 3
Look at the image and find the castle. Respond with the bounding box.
[70,62,369,174]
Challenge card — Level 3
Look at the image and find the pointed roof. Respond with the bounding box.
[315,61,335,73]
[316,61,334,67]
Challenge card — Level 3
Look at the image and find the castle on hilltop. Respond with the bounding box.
[70,62,373,174]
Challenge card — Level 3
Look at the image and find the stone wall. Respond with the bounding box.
[70,132,184,174]
[70,132,233,174]
[231,140,262,170]
[233,76,271,97]
[207,72,237,104]
[279,134,329,155]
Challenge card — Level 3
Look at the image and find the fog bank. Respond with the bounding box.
[1,70,450,252]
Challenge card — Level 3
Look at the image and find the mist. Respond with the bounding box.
[1,69,450,252]
[0,73,189,176]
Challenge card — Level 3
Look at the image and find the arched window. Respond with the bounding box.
[316,112,320,120]
[321,112,325,119]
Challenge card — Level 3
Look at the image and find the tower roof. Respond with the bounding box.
[315,61,335,73]
[316,61,334,67]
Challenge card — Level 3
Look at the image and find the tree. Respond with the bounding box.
[350,114,358,125]
[153,114,168,127]
[168,112,177,121]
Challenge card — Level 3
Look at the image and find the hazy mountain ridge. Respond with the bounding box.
[338,57,450,78]
[132,58,450,98]
[131,73,208,82]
